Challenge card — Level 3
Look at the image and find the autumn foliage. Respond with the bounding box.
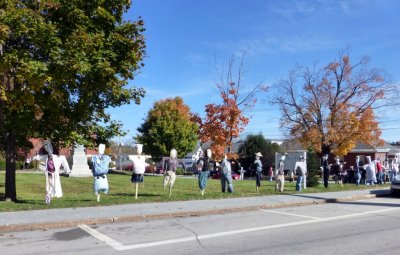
[198,83,250,160]
[276,53,391,156]
[197,53,265,161]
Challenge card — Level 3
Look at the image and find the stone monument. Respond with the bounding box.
[70,144,92,177]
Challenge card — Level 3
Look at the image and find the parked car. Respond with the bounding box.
[115,154,133,171]
[390,173,400,195]
[156,165,164,174]
[231,171,240,180]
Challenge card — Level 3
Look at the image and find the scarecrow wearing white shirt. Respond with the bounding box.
[390,154,399,182]
[130,144,146,199]
[364,156,377,185]
[275,153,287,192]
[33,141,70,204]
[293,156,307,191]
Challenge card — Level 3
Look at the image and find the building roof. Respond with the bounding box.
[27,138,71,158]
[277,139,400,155]
[279,139,307,152]
[351,141,400,153]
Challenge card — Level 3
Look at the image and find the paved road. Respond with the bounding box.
[1,196,399,255]
[0,188,389,232]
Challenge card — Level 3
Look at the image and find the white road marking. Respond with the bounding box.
[79,207,400,251]
[120,237,197,251]
[258,208,321,219]
[78,224,125,251]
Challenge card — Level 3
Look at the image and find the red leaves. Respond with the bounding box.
[198,86,249,159]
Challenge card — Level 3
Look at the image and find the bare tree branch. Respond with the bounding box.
[273,53,395,155]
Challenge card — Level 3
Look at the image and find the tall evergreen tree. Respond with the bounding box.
[306,148,320,187]
[237,134,280,174]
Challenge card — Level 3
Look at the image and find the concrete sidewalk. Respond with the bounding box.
[0,188,391,233]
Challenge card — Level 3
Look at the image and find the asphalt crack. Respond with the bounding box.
[174,222,205,249]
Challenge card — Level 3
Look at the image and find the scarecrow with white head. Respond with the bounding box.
[254,152,263,193]
[275,153,287,192]
[130,144,146,199]
[163,148,185,197]
[197,148,218,196]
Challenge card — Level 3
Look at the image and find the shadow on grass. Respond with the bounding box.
[112,193,160,197]
[138,193,163,197]
[0,197,32,203]
[67,199,99,202]
[108,170,131,176]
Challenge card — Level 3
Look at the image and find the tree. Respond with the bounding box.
[136,97,198,161]
[237,134,280,174]
[0,0,146,201]
[197,53,266,160]
[306,148,320,187]
[275,53,395,157]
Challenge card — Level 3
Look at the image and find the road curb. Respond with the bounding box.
[0,192,389,233]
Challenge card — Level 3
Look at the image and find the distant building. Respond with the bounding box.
[277,139,400,170]
[180,145,204,171]
[276,140,308,172]
[343,141,400,166]
[270,139,284,145]
[26,138,72,159]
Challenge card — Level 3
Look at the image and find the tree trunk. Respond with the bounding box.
[321,144,331,158]
[5,130,17,202]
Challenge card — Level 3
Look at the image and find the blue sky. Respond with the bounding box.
[109,0,400,144]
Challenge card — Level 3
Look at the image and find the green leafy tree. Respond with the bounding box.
[238,134,280,174]
[0,0,146,201]
[136,97,198,161]
[306,148,320,187]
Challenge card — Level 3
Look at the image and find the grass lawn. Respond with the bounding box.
[0,171,389,212]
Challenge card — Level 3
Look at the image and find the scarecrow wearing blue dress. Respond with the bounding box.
[254,152,263,193]
[91,143,111,202]
[197,149,218,196]
[220,154,234,193]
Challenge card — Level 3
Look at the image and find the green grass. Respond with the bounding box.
[0,171,389,212]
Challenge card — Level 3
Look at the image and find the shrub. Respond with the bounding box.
[307,149,320,187]
[176,168,185,175]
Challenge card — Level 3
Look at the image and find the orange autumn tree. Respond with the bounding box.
[275,53,395,157]
[197,53,266,160]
